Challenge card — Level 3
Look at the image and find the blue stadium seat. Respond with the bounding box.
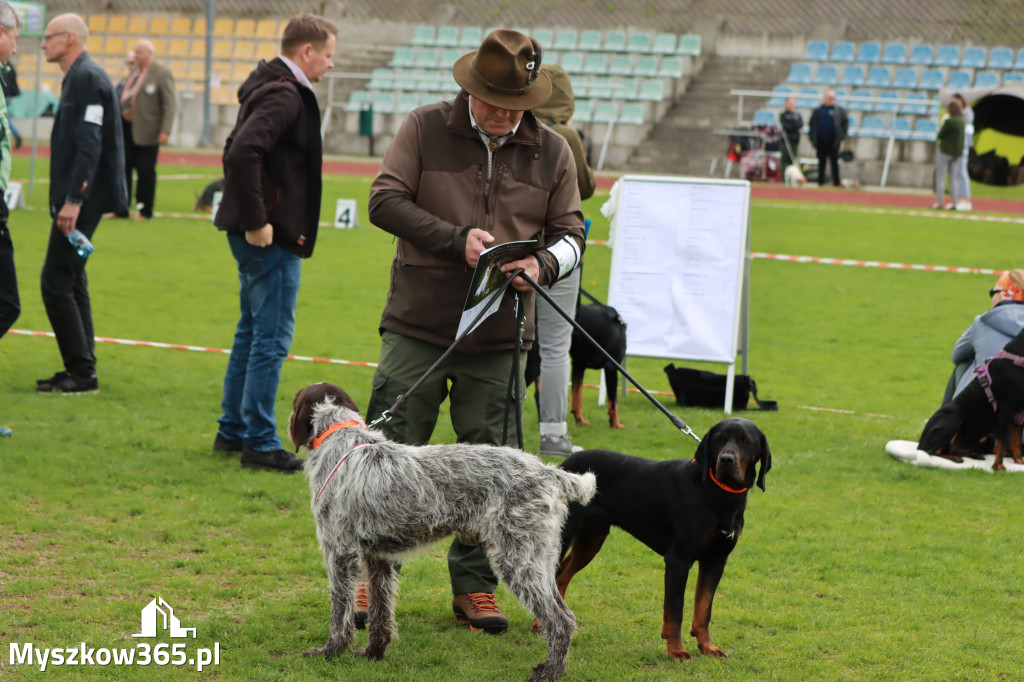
[857,41,881,63]
[439,48,463,67]
[459,26,483,48]
[591,100,619,122]
[554,29,578,51]
[411,25,435,46]
[367,68,392,90]
[396,92,421,114]
[900,92,930,115]
[804,40,829,61]
[974,71,1000,89]
[961,46,986,68]
[1004,72,1024,84]
[752,108,776,126]
[345,90,371,111]
[839,64,865,87]
[677,33,701,56]
[627,32,653,53]
[637,79,665,101]
[657,56,684,79]
[947,69,972,90]
[603,31,626,52]
[652,33,677,55]
[830,41,855,62]
[934,44,960,67]
[577,30,602,51]
[892,67,918,89]
[874,91,899,112]
[858,114,887,138]
[587,78,614,99]
[845,112,860,135]
[370,91,397,114]
[435,25,459,47]
[908,44,934,65]
[582,52,609,75]
[633,55,659,77]
[919,68,945,90]
[796,88,820,109]
[833,89,849,107]
[813,64,838,85]
[390,46,415,68]
[987,47,1014,69]
[531,28,554,48]
[911,118,938,141]
[847,88,874,112]
[559,52,584,73]
[414,48,439,69]
[618,102,645,125]
[892,116,913,140]
[614,78,640,99]
[767,85,793,107]
[1015,49,1024,70]
[391,69,416,91]
[882,42,907,64]
[865,65,892,87]
[785,63,813,84]
[608,54,634,76]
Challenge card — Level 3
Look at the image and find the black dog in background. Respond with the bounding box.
[526,290,627,429]
[918,326,1024,471]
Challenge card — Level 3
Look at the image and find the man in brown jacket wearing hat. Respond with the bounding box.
[365,29,586,634]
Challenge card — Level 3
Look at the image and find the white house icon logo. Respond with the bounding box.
[133,598,197,639]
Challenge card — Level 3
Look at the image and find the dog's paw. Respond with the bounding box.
[697,642,728,658]
[666,646,694,661]
[303,646,327,658]
[353,646,386,660]
[527,661,565,682]
[572,412,592,426]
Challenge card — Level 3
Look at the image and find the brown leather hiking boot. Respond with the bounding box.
[452,592,508,634]
[354,581,369,629]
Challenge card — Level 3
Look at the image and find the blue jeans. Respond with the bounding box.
[218,233,301,451]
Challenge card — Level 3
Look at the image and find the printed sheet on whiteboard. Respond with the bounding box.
[607,176,750,363]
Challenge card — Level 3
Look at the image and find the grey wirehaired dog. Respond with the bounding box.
[288,382,598,682]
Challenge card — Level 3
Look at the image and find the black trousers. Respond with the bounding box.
[40,212,101,379]
[0,221,19,337]
[122,119,160,218]
[816,144,840,186]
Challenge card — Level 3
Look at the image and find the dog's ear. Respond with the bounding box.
[288,385,320,452]
[693,423,714,482]
[755,427,772,492]
[326,384,360,415]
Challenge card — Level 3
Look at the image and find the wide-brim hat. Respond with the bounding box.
[452,29,552,110]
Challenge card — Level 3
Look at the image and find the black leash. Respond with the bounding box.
[518,271,702,444]
[501,290,527,450]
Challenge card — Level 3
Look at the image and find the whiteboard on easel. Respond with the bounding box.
[607,175,750,365]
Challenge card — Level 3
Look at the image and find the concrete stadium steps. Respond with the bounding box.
[626,55,790,176]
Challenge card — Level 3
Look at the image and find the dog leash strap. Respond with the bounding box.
[311,420,366,450]
[314,443,371,505]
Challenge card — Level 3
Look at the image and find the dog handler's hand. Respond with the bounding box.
[465,228,494,267]
[56,202,80,236]
[245,224,273,247]
[501,254,540,292]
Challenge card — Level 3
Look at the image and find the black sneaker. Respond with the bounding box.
[36,371,68,390]
[212,433,244,454]
[39,374,99,394]
[240,445,304,473]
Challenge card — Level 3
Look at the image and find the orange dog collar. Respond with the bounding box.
[311,419,365,450]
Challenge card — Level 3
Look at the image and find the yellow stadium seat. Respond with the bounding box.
[103,36,127,57]
[107,15,128,34]
[186,63,205,82]
[255,20,278,39]
[86,35,103,54]
[150,17,169,35]
[168,38,189,58]
[231,62,252,82]
[212,85,236,105]
[213,18,233,37]
[256,42,276,60]
[233,19,255,38]
[169,17,192,35]
[168,59,188,80]
[87,15,107,33]
[151,38,167,55]
[212,61,231,78]
[232,41,255,61]
[212,40,232,59]
[127,16,147,35]
[192,18,206,35]
[189,40,206,59]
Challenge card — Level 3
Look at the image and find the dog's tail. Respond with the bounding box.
[555,470,597,505]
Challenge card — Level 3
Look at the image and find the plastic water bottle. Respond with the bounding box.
[67,229,94,259]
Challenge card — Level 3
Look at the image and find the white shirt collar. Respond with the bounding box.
[279,55,312,90]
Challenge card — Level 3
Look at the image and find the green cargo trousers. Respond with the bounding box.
[365,330,526,593]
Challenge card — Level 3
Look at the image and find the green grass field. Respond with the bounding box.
[2,156,1024,680]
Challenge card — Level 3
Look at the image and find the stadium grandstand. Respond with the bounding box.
[12,0,1024,188]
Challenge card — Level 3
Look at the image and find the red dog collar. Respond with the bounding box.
[708,467,748,494]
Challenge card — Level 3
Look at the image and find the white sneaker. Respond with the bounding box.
[539,433,583,457]
[955,200,972,211]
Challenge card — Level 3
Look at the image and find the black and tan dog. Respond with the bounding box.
[550,417,770,660]
[919,327,1024,471]
[569,300,627,429]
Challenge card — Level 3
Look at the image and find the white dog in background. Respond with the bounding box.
[784,164,807,187]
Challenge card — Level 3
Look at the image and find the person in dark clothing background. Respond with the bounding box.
[1,58,20,149]
[212,13,337,473]
[36,13,128,395]
[778,96,802,176]
[808,89,849,187]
